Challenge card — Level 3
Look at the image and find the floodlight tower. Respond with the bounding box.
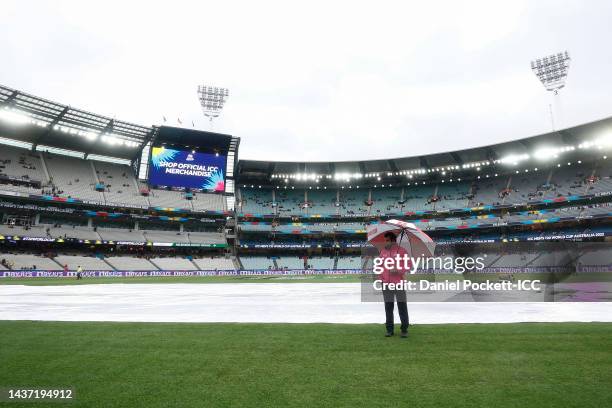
[531,51,571,131]
[197,85,229,130]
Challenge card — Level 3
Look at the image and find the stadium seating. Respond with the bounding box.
[96,227,145,242]
[526,250,575,268]
[489,253,540,268]
[338,189,370,215]
[0,146,227,211]
[239,223,273,232]
[54,255,113,271]
[306,256,334,269]
[3,143,610,215]
[577,246,612,266]
[588,159,612,195]
[470,176,508,206]
[308,189,339,215]
[336,256,361,270]
[275,189,307,215]
[94,161,149,207]
[434,182,471,210]
[45,225,100,240]
[2,130,612,279]
[190,192,226,212]
[0,222,226,244]
[142,230,189,243]
[0,224,47,237]
[147,189,190,208]
[275,256,304,269]
[149,257,196,270]
[240,256,275,270]
[0,254,62,270]
[185,231,226,244]
[0,145,47,194]
[239,188,275,214]
[44,153,105,203]
[192,257,236,270]
[105,257,157,271]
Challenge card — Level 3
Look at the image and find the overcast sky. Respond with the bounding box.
[2,0,612,162]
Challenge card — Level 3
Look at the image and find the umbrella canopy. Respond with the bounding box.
[366,219,436,258]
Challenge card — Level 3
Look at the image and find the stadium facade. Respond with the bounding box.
[0,84,611,275]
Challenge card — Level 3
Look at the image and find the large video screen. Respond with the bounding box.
[149,146,226,192]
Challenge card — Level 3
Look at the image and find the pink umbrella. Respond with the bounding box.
[366,219,436,258]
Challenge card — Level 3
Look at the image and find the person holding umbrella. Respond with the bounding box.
[379,231,410,338]
[366,219,436,339]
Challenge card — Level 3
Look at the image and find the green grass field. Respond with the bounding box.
[0,321,610,407]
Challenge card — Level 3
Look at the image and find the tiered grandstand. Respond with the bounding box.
[1,84,611,274]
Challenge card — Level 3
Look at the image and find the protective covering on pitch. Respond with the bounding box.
[1,283,611,324]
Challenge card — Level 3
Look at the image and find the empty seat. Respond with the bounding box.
[150,257,196,270]
[54,255,112,271]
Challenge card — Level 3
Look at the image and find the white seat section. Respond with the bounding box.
[336,256,361,269]
[469,177,509,206]
[239,223,272,232]
[44,153,105,203]
[148,189,191,209]
[0,145,47,194]
[44,225,100,240]
[142,230,189,243]
[276,256,304,269]
[193,257,235,270]
[191,192,225,211]
[307,256,334,269]
[0,254,62,270]
[105,257,158,271]
[240,257,274,270]
[0,224,47,237]
[577,247,612,266]
[93,161,149,207]
[239,189,275,214]
[490,253,540,267]
[96,227,145,242]
[54,255,112,271]
[150,257,196,270]
[186,232,226,244]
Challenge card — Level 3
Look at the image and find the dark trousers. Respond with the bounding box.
[383,289,409,333]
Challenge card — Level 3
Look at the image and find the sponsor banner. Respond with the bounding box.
[0,200,225,221]
[0,269,362,278]
[0,200,75,214]
[2,266,610,279]
[526,232,606,241]
[0,235,227,248]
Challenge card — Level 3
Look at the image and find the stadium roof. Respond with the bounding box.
[238,116,612,181]
[1,83,611,174]
[0,84,154,161]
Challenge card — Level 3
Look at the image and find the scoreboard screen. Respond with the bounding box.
[149,146,226,192]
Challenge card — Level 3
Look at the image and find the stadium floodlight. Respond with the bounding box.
[0,108,30,125]
[531,51,570,95]
[197,85,229,126]
[497,153,530,166]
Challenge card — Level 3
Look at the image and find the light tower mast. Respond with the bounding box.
[531,51,571,130]
[197,85,229,130]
